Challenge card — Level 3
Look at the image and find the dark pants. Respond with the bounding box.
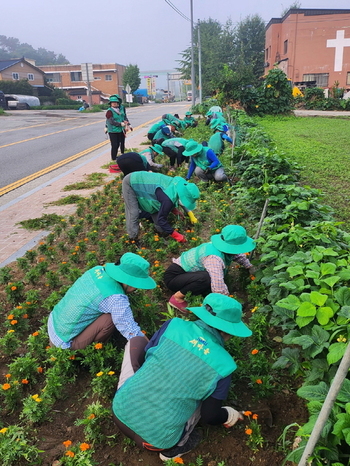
[70,314,116,350]
[147,132,155,141]
[109,132,126,160]
[163,146,186,168]
[163,263,211,296]
[117,152,148,176]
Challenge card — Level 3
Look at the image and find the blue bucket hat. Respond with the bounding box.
[105,252,156,289]
[187,293,252,337]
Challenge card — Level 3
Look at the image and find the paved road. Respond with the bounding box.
[0,102,191,192]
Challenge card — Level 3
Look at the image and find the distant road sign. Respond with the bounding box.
[125,83,131,94]
[143,75,158,78]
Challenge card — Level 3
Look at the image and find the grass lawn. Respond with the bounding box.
[256,115,350,231]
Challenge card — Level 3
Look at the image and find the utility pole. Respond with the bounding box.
[190,0,195,107]
[85,63,93,108]
[198,19,202,104]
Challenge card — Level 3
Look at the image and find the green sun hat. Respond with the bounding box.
[187,293,252,337]
[105,252,156,289]
[173,177,200,211]
[185,111,192,116]
[150,144,163,155]
[211,225,255,254]
[183,140,202,157]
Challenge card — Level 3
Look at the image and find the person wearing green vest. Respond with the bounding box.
[184,111,198,128]
[116,152,151,176]
[183,140,228,183]
[163,225,255,312]
[161,137,189,171]
[208,120,233,157]
[147,120,166,142]
[139,144,164,171]
[106,95,132,161]
[112,293,251,461]
[47,253,156,350]
[122,171,200,244]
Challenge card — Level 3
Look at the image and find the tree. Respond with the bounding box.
[122,64,141,94]
[0,79,34,95]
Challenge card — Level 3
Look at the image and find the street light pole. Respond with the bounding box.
[190,0,195,107]
[198,19,202,104]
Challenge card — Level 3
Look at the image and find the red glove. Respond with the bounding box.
[170,231,187,243]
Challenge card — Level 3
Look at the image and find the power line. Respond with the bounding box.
[164,0,190,22]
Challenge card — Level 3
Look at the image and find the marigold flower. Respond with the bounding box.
[37,367,43,373]
[63,440,72,448]
[68,355,75,360]
[145,304,151,307]
[0,427,8,434]
[245,428,253,435]
[94,343,103,350]
[23,314,28,319]
[256,379,263,384]
[251,306,258,313]
[5,374,11,379]
[16,305,22,309]
[96,372,104,377]
[2,383,11,390]
[7,330,15,333]
[32,331,39,337]
[88,414,96,420]
[251,349,259,355]
[80,443,90,451]
[174,458,184,464]
[34,397,42,402]
[10,320,17,325]
[108,371,115,375]
[11,286,17,291]
[250,275,256,280]
[252,414,258,420]
[21,379,29,384]
[142,330,147,334]
[65,451,75,457]
[7,314,14,320]
[26,302,32,305]
[32,394,39,399]
[243,411,252,416]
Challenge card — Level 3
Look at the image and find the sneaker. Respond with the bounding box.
[168,295,189,314]
[159,429,202,461]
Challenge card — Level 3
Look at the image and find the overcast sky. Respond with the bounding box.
[2,0,350,72]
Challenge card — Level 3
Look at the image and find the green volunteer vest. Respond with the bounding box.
[161,138,188,151]
[149,121,165,134]
[106,107,125,133]
[208,132,224,155]
[51,266,125,342]
[112,318,236,448]
[193,147,222,171]
[180,242,231,272]
[130,172,179,214]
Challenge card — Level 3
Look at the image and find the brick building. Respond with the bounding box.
[38,63,126,104]
[265,9,350,90]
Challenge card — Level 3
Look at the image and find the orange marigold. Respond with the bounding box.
[22,314,28,319]
[94,343,103,350]
[252,414,258,420]
[10,320,18,325]
[32,331,39,337]
[251,349,259,355]
[7,314,14,320]
[88,414,96,420]
[21,379,29,384]
[80,443,90,451]
[11,286,17,291]
[37,367,43,373]
[65,451,75,457]
[63,440,72,448]
[5,374,11,379]
[245,428,253,435]
[243,411,252,417]
[256,379,263,384]
[2,384,11,390]
[174,458,184,464]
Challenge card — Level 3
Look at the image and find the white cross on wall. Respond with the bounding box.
[326,30,350,72]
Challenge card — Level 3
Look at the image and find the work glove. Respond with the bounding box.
[222,407,244,428]
[172,208,185,219]
[121,122,126,127]
[170,231,187,243]
[204,168,211,175]
[187,211,198,224]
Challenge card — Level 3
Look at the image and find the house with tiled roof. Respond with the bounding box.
[0,58,46,91]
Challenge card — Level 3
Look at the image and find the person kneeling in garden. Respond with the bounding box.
[164,224,255,312]
[112,293,250,461]
[47,253,156,350]
[122,171,200,244]
[183,139,228,183]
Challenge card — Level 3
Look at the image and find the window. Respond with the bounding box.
[94,76,101,80]
[70,71,82,82]
[27,73,34,81]
[105,74,112,81]
[265,48,269,60]
[284,40,288,55]
[46,73,61,83]
[12,72,19,80]
[347,72,350,85]
[303,73,329,87]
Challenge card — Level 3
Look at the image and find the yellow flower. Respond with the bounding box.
[7,330,15,333]
[267,84,272,88]
[108,371,115,376]
[0,428,8,434]
[96,372,104,377]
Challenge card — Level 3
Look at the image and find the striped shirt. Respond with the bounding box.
[173,253,252,296]
[48,294,144,348]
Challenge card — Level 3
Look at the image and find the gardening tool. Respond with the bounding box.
[230,401,273,427]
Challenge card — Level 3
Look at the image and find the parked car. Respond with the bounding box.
[5,94,40,109]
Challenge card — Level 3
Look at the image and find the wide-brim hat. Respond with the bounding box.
[187,293,252,337]
[185,111,192,116]
[109,94,122,103]
[174,177,200,211]
[150,144,163,155]
[211,225,255,254]
[183,140,202,157]
[105,252,156,289]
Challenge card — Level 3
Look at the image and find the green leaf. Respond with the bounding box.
[310,291,328,306]
[311,250,324,262]
[327,342,347,365]
[338,269,350,281]
[305,270,320,279]
[287,265,304,277]
[271,347,301,375]
[297,301,316,317]
[338,306,350,320]
[334,287,350,306]
[297,381,329,401]
[296,315,315,328]
[338,378,350,403]
[320,262,337,276]
[292,334,314,349]
[322,276,341,288]
[276,294,300,311]
[316,306,334,326]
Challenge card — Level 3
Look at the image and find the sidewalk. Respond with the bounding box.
[0,129,146,268]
